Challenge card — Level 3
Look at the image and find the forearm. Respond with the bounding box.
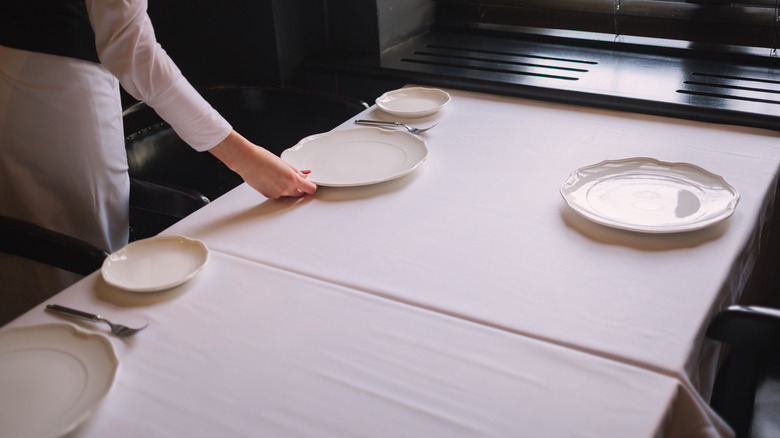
[209,131,317,199]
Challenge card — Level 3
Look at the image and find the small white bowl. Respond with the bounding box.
[101,235,209,292]
[376,87,451,118]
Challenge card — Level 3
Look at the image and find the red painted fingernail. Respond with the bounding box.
[301,170,312,174]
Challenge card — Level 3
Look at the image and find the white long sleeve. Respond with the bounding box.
[85,0,232,152]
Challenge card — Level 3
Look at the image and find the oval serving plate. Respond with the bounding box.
[282,127,429,187]
[376,87,451,118]
[0,323,120,438]
[101,235,210,292]
[560,157,740,233]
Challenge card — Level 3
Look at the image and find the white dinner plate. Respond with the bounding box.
[101,235,210,292]
[560,157,739,233]
[375,87,451,118]
[282,127,429,187]
[0,323,120,438]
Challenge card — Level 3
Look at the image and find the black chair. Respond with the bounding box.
[707,305,780,438]
[0,216,111,327]
[122,85,367,240]
[0,178,208,274]
[0,215,109,276]
[123,85,368,197]
[0,179,205,324]
[124,122,242,204]
[128,177,209,241]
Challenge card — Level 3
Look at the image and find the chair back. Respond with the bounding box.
[123,85,368,201]
[708,305,780,438]
[0,216,108,276]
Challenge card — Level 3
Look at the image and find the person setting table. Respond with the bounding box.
[0,0,316,322]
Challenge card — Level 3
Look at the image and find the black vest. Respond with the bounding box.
[0,0,99,63]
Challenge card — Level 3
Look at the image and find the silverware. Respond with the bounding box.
[46,304,149,338]
[355,119,438,134]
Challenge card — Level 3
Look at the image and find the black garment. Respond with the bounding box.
[0,0,98,63]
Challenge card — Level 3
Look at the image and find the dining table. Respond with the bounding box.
[4,86,780,438]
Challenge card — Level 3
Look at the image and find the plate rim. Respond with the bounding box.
[560,157,740,233]
[375,87,451,118]
[101,235,210,292]
[282,127,429,187]
[0,322,120,438]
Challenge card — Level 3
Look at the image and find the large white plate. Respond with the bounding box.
[375,87,451,118]
[282,127,429,187]
[0,323,120,438]
[101,235,209,292]
[560,158,740,233]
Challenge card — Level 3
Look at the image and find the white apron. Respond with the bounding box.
[0,45,129,323]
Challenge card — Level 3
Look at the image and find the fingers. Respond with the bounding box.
[297,180,317,196]
[212,133,318,199]
[278,168,315,197]
[259,170,317,199]
[283,176,316,197]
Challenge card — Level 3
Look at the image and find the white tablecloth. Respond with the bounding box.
[5,87,780,437]
[164,88,780,436]
[9,253,688,438]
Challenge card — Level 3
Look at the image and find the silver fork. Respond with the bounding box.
[46,304,149,338]
[355,119,438,134]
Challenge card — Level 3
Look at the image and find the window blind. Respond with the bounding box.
[436,0,780,52]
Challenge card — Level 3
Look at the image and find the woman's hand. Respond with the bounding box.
[209,131,317,198]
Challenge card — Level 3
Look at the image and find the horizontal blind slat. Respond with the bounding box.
[436,0,780,49]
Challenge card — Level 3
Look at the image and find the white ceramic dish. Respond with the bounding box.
[560,157,739,233]
[282,127,429,187]
[0,323,120,438]
[375,87,451,118]
[101,235,209,292]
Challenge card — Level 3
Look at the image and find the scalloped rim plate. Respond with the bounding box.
[101,235,210,292]
[0,323,120,438]
[282,127,429,187]
[560,157,740,233]
[375,87,451,118]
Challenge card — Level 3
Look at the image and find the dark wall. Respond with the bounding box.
[147,0,282,87]
[377,0,436,51]
[270,0,330,86]
[137,0,434,99]
[325,0,435,53]
[325,1,380,53]
[303,0,435,101]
